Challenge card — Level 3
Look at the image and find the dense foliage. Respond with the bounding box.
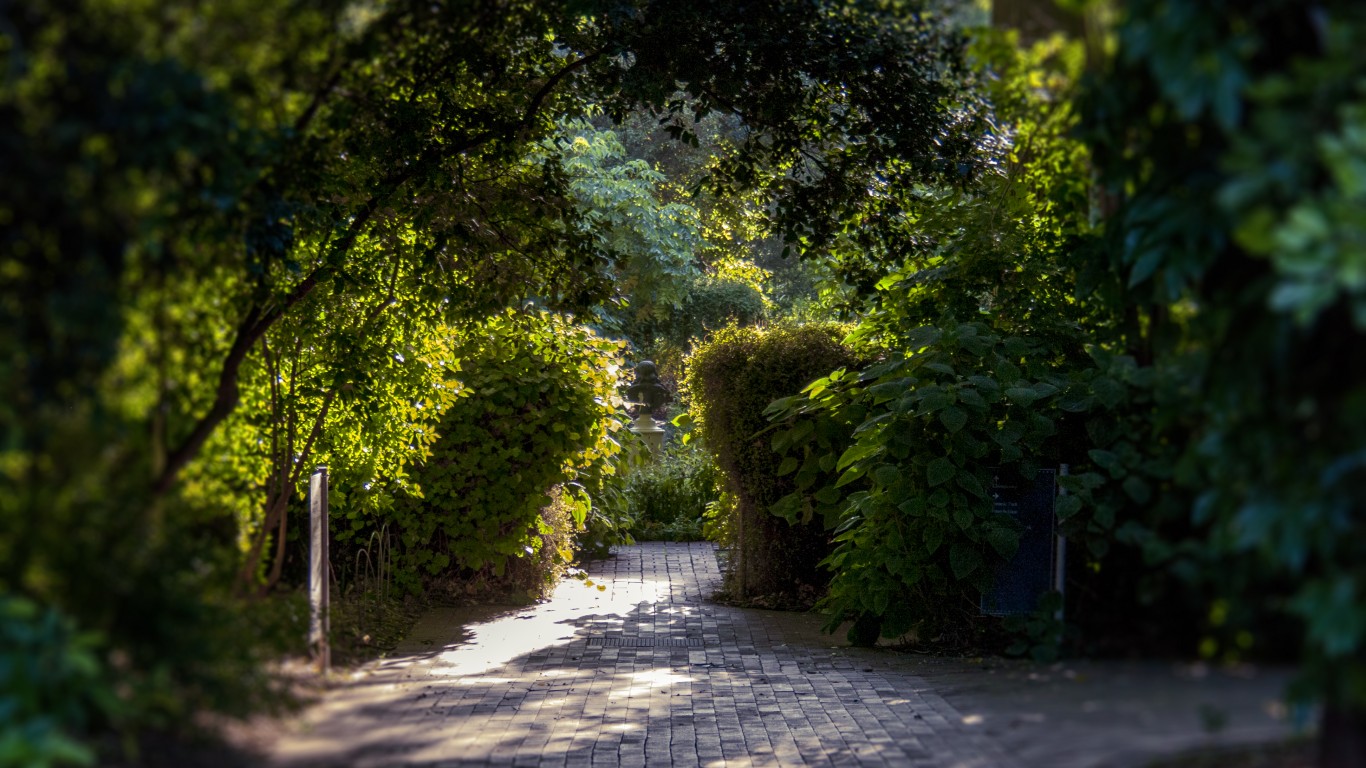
[758,3,1366,750]
[1078,0,1366,733]
[599,442,723,542]
[399,311,625,584]
[761,29,1100,641]
[7,0,1364,761]
[684,324,860,602]
[622,275,767,352]
[2,0,974,748]
[551,120,706,332]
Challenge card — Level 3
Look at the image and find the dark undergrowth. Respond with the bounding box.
[328,590,429,667]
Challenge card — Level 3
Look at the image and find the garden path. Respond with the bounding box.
[267,542,1298,767]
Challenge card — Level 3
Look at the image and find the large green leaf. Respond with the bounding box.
[949,543,982,580]
[939,405,968,433]
[837,441,881,471]
[985,524,1019,559]
[923,524,945,555]
[927,457,955,487]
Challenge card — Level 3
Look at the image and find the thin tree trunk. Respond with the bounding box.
[151,202,376,498]
[1321,705,1366,768]
[246,253,401,595]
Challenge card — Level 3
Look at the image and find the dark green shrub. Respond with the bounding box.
[398,311,624,584]
[766,322,1081,642]
[683,323,859,602]
[1078,0,1366,740]
[0,596,110,768]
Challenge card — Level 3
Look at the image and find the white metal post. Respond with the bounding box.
[309,466,330,672]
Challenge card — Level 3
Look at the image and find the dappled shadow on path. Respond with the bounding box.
[269,542,972,767]
[268,542,1298,768]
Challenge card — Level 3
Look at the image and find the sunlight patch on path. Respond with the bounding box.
[402,574,678,677]
[269,542,1023,768]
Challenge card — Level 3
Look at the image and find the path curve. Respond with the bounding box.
[268,542,1294,768]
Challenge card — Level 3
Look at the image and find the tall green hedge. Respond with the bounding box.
[683,324,858,601]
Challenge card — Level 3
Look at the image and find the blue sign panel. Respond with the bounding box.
[980,468,1056,616]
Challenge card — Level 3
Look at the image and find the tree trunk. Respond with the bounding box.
[1321,705,1366,768]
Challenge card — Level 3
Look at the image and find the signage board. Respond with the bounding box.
[980,468,1057,616]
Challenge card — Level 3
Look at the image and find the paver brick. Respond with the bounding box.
[267,542,1293,768]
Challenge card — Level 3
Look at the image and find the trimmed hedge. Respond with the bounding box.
[683,324,858,601]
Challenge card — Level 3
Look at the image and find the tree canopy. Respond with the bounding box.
[1,0,978,755]
[4,1,1366,764]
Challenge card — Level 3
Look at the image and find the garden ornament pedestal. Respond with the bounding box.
[624,360,670,455]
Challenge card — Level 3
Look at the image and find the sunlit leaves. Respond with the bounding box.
[548,120,705,322]
[398,311,626,577]
[684,323,860,596]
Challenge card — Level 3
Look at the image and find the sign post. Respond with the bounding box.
[309,466,330,672]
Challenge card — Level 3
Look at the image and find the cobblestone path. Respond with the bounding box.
[270,542,1021,767]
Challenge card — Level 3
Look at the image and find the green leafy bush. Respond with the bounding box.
[424,486,588,604]
[760,32,1121,648]
[603,441,723,542]
[397,310,625,584]
[0,596,110,768]
[683,323,859,601]
[767,322,1079,640]
[1002,592,1069,663]
[570,477,637,562]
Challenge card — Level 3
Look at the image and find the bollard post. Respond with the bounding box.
[309,466,330,673]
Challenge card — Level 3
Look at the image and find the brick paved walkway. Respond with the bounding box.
[268,542,1296,768]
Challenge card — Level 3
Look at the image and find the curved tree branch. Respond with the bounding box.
[152,48,606,499]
